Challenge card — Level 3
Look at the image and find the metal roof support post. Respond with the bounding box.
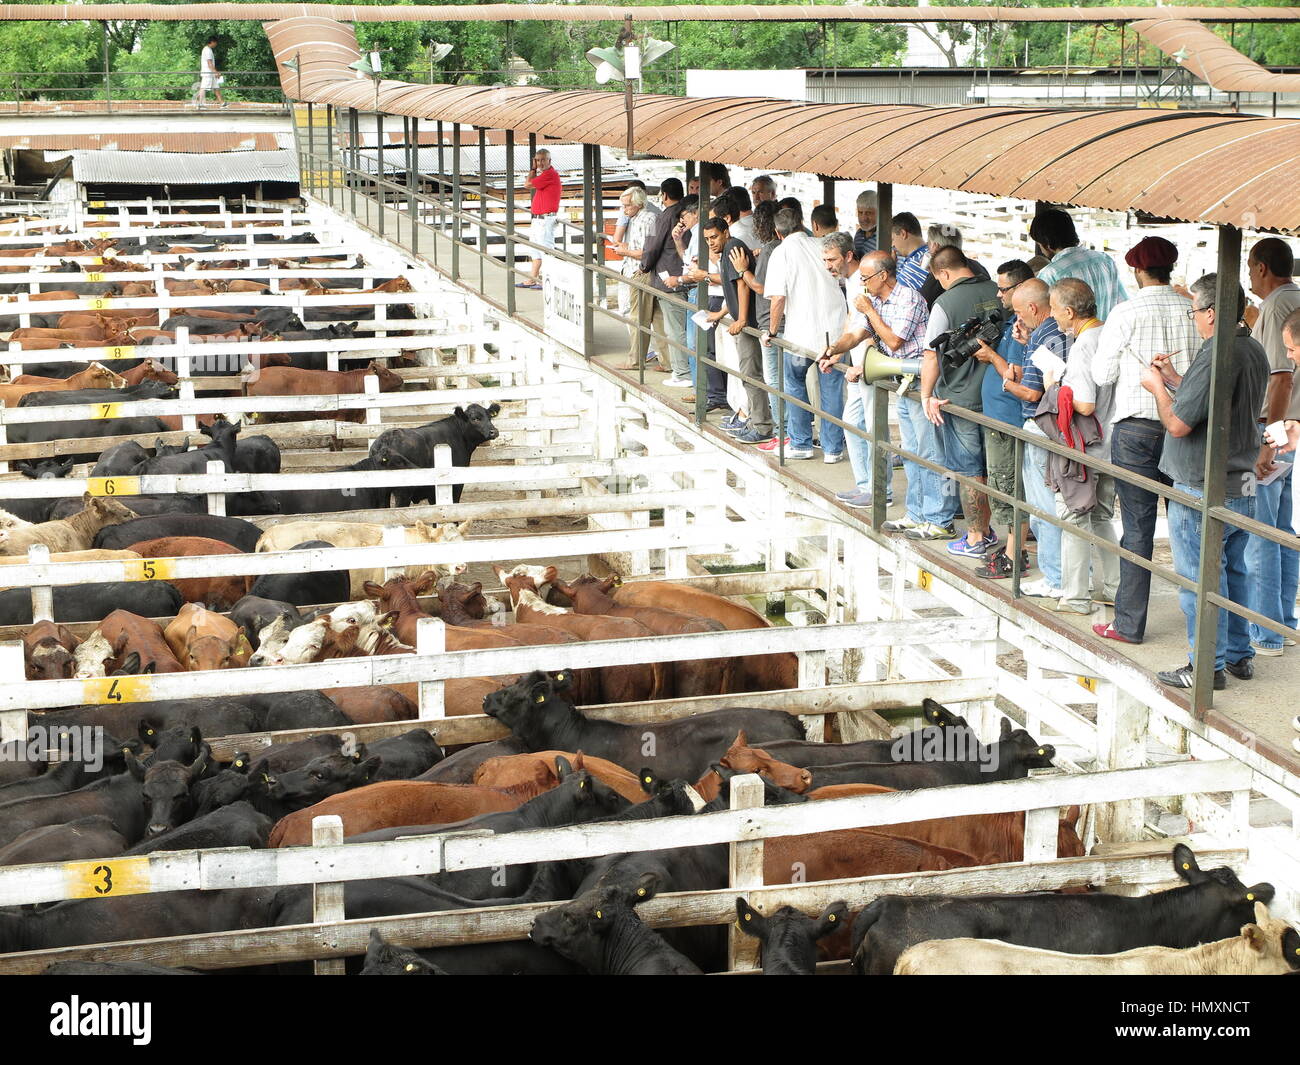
[694,160,712,428]
[870,180,894,530]
[820,175,835,214]
[875,181,892,254]
[1190,223,1243,716]
[505,127,516,315]
[452,123,462,283]
[408,117,419,257]
[324,105,335,208]
[306,103,315,195]
[582,142,596,358]
[594,143,606,308]
[435,121,445,267]
[348,108,359,219]
[101,22,111,115]
[376,111,385,236]
[478,126,487,292]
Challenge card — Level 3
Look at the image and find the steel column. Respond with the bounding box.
[452,124,462,283]
[1190,224,1243,715]
[376,112,385,236]
[582,143,596,357]
[876,181,893,258]
[506,128,517,315]
[409,117,419,256]
[478,126,488,292]
[694,161,711,427]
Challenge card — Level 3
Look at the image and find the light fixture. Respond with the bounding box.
[429,42,453,62]
[585,37,673,84]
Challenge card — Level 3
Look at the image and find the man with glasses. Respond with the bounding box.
[819,251,927,509]
[970,260,1034,579]
[1144,275,1269,690]
[609,186,659,371]
[1090,236,1199,645]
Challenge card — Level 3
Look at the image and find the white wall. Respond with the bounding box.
[685,69,807,102]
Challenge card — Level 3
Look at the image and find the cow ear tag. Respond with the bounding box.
[578,779,585,789]
[828,913,836,922]
[595,910,602,919]
[636,887,645,897]
[1182,863,1190,870]
[1246,893,1255,901]
[235,760,243,767]
[744,913,751,922]
[1037,748,1045,756]
[404,963,415,972]
[534,694,545,704]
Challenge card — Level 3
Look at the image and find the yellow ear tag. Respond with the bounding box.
[1182,863,1191,870]
[535,695,545,704]
[744,913,751,921]
[828,913,836,922]
[644,776,652,784]
[578,780,585,789]
[146,728,154,736]
[263,773,271,783]
[1247,893,1255,901]
[235,760,243,767]
[1037,748,1045,756]
[636,887,645,897]
[556,673,565,681]
[404,963,415,972]
[595,910,602,919]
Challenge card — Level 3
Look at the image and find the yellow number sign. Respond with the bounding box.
[1077,675,1099,694]
[123,558,175,582]
[64,857,150,899]
[105,345,135,360]
[81,675,150,705]
[88,296,111,311]
[917,569,933,591]
[87,476,141,496]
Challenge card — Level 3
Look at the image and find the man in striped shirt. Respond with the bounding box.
[1089,235,1200,646]
[1031,208,1128,319]
[891,212,930,292]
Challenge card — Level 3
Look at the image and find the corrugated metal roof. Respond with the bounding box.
[3,133,285,152]
[71,149,298,185]
[1134,18,1300,94]
[2,5,1299,23]
[268,16,1300,233]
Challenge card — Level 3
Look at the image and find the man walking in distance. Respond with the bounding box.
[520,149,561,290]
[194,36,226,109]
[1090,236,1199,645]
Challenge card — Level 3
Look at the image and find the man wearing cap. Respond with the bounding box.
[1090,236,1200,645]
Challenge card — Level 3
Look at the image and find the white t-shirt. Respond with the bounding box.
[201,46,216,74]
[763,231,846,357]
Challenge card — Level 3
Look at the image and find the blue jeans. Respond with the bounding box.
[897,394,953,525]
[1247,462,1298,649]
[1169,484,1255,670]
[1022,422,1062,589]
[761,338,785,437]
[843,380,892,500]
[784,353,846,453]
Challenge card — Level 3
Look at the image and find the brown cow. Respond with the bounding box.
[92,609,186,676]
[0,494,135,556]
[243,361,403,424]
[496,567,665,703]
[553,573,733,698]
[0,362,124,408]
[719,731,813,793]
[611,579,798,693]
[163,603,251,672]
[23,621,79,680]
[364,572,520,654]
[268,778,546,847]
[320,686,417,725]
[474,750,648,804]
[123,536,249,610]
[117,359,179,387]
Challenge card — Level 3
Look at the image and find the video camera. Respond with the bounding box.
[932,309,1004,369]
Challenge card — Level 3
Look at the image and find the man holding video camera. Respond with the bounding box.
[914,245,1001,544]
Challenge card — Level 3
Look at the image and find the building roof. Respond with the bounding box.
[268,16,1300,233]
[1134,18,1300,94]
[70,149,298,185]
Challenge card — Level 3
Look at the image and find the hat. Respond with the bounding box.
[1125,236,1179,270]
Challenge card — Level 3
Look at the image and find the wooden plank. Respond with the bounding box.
[312,817,346,976]
[727,774,766,972]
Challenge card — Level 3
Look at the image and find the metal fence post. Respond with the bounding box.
[871,382,889,529]
[582,143,597,357]
[505,128,516,314]
[693,161,711,427]
[451,124,462,282]
[1190,223,1243,715]
[409,116,419,257]
[376,111,385,237]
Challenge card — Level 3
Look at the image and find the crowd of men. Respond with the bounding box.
[608,172,1300,695]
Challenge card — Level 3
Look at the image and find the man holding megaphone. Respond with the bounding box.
[819,250,928,510]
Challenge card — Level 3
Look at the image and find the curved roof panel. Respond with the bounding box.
[1134,18,1300,93]
[267,16,1300,232]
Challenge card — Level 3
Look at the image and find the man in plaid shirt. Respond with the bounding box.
[1089,236,1200,646]
[1031,208,1128,319]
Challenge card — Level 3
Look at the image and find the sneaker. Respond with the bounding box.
[757,436,792,453]
[836,488,865,501]
[1225,657,1254,680]
[662,376,692,388]
[842,491,878,510]
[975,548,1029,580]
[645,350,659,363]
[1091,622,1140,645]
[882,516,923,534]
[1293,714,1300,732]
[1250,641,1284,657]
[1020,578,1063,598]
[706,401,731,414]
[733,428,772,445]
[720,413,744,431]
[784,447,817,460]
[1157,663,1226,691]
[822,451,846,464]
[1053,600,1096,615]
[946,530,999,558]
[904,522,958,541]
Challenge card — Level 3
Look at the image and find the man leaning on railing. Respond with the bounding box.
[1144,274,1269,691]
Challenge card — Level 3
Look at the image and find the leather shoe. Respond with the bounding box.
[1225,657,1254,680]
[1092,622,1140,645]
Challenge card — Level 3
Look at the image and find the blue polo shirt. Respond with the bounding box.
[1020,318,1069,422]
[980,321,1027,427]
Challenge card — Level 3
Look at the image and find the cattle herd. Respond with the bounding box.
[0,207,1294,977]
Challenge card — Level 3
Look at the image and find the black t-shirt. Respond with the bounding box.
[720,237,756,328]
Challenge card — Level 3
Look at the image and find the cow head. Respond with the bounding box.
[1172,844,1275,934]
[361,929,444,975]
[332,322,358,338]
[995,717,1056,772]
[920,697,970,731]
[366,361,404,392]
[1238,903,1300,974]
[141,723,204,767]
[127,745,209,839]
[453,403,501,445]
[735,898,848,975]
[552,757,629,819]
[720,731,812,794]
[16,456,74,480]
[273,750,381,811]
[483,669,575,743]
[24,623,78,681]
[182,624,244,672]
[529,870,660,969]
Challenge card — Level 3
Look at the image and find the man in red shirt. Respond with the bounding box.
[521,149,561,289]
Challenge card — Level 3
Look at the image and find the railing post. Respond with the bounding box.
[1023,807,1059,861]
[871,382,889,529]
[0,642,26,744]
[27,544,52,624]
[311,815,346,975]
[205,459,226,516]
[432,442,454,506]
[176,327,196,432]
[1190,222,1242,716]
[727,772,766,973]
[451,124,462,282]
[582,143,596,358]
[409,116,420,257]
[375,111,385,237]
[1095,680,1147,844]
[478,125,487,293]
[505,127,516,314]
[693,159,711,427]
[307,101,315,193]
[363,373,381,429]
[416,615,446,720]
[382,524,407,581]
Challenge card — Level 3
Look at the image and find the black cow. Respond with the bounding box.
[0,760,95,803]
[94,512,263,552]
[133,417,241,476]
[0,773,147,850]
[92,441,151,478]
[48,494,208,521]
[5,457,75,523]
[483,670,805,781]
[234,434,281,475]
[248,541,349,607]
[760,698,972,767]
[415,736,529,783]
[37,698,260,741]
[367,729,443,781]
[191,755,259,818]
[8,416,170,465]
[127,747,209,839]
[530,870,702,975]
[138,723,204,767]
[735,898,848,975]
[369,403,500,505]
[850,844,1277,975]
[124,800,272,854]
[271,323,359,371]
[0,815,127,868]
[248,735,344,776]
[270,750,382,818]
[42,961,202,975]
[361,930,448,975]
[17,380,177,408]
[228,595,301,650]
[0,582,183,627]
[227,691,351,731]
[274,452,420,515]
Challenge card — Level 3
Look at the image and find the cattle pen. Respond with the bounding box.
[0,5,1295,986]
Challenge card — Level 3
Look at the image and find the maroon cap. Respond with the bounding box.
[1124,236,1179,270]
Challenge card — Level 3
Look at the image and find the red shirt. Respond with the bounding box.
[527,166,561,215]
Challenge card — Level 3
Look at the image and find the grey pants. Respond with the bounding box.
[656,292,690,379]
[1056,473,1121,612]
[734,327,772,436]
